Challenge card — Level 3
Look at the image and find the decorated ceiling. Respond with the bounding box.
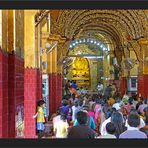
[50,10,148,65]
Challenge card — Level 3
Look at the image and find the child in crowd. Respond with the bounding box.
[54,114,69,138]
[33,100,46,138]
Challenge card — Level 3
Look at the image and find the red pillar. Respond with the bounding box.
[14,55,24,138]
[24,68,38,138]
[138,75,148,98]
[37,69,42,100]
[8,53,24,138]
[120,77,127,96]
[0,49,9,138]
[56,74,63,109]
[48,74,52,116]
[48,73,57,115]
[52,73,57,113]
[48,73,63,115]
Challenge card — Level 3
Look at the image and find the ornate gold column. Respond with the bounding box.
[137,38,148,98]
[8,10,14,53]
[129,49,138,76]
[0,10,8,49]
[47,34,66,114]
[120,47,130,95]
[138,38,148,75]
[24,10,37,68]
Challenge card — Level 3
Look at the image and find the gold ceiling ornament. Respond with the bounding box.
[72,20,125,43]
[47,34,66,43]
[62,40,72,57]
[35,10,50,26]
[122,46,130,59]
[134,10,148,33]
[52,10,147,67]
[138,38,148,44]
[55,10,147,43]
[68,13,132,40]
[128,40,143,63]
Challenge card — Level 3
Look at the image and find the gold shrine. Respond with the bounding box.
[72,57,90,88]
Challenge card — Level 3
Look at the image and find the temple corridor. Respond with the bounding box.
[0,10,148,138]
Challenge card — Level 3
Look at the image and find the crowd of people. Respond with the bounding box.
[34,80,148,139]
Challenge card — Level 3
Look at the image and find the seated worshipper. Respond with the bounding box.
[54,114,69,138]
[98,122,116,139]
[73,106,96,130]
[119,113,147,139]
[68,111,98,138]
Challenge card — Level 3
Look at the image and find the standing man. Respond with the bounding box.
[97,82,104,95]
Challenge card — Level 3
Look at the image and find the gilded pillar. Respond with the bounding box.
[137,38,148,98]
[0,10,9,51]
[120,47,130,95]
[8,10,14,53]
[24,10,37,68]
[129,49,138,76]
[47,34,66,114]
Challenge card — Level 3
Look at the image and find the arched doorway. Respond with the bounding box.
[63,38,110,91]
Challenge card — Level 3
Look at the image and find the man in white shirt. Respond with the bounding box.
[119,113,147,139]
[97,82,103,95]
[125,108,145,129]
[99,122,116,139]
[125,116,145,129]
